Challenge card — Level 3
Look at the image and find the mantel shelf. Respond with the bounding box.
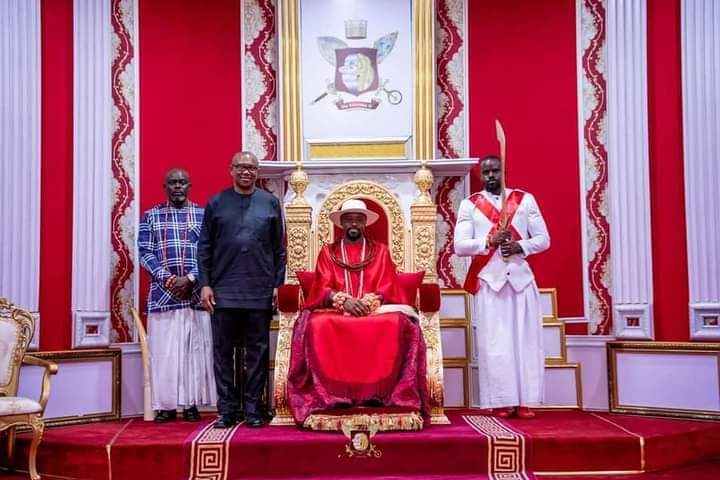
[259,158,478,178]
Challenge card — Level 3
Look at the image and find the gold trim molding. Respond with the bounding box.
[304,411,424,432]
[540,287,559,322]
[535,470,644,477]
[420,312,450,423]
[28,349,121,427]
[607,341,720,420]
[544,321,568,365]
[285,205,313,282]
[309,141,407,160]
[544,363,583,409]
[413,0,435,160]
[279,0,302,161]
[278,1,434,163]
[271,311,300,425]
[410,202,437,282]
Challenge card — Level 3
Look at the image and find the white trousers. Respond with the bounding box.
[472,282,544,408]
[147,308,217,410]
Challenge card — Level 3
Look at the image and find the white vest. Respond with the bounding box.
[454,189,550,293]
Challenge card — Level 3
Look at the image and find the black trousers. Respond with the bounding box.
[211,308,271,418]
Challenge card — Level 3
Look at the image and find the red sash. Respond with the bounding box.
[462,190,524,295]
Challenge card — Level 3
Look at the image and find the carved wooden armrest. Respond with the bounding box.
[271,310,300,425]
[22,355,58,411]
[415,284,448,423]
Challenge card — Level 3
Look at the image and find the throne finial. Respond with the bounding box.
[413,160,434,206]
[289,161,309,206]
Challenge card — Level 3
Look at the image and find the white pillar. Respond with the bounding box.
[606,0,654,339]
[682,0,720,340]
[72,0,113,347]
[0,0,42,349]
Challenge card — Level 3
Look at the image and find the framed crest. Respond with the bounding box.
[278,0,434,161]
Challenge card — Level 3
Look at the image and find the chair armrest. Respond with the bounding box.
[22,355,58,411]
[278,284,301,313]
[418,283,441,313]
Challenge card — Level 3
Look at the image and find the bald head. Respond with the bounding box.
[164,168,191,208]
[479,155,502,195]
[164,167,189,183]
[231,151,258,165]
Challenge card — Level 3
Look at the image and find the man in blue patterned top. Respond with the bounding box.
[139,168,216,423]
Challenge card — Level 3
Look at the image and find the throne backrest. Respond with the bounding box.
[315,181,408,271]
[0,298,34,396]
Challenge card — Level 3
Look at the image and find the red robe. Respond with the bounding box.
[287,240,429,424]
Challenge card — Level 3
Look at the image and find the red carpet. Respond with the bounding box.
[3,410,720,479]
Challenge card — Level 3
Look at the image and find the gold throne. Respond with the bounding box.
[272,167,448,430]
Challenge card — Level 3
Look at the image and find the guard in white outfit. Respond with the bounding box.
[454,156,550,418]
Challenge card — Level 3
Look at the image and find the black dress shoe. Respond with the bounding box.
[183,405,200,422]
[154,410,177,423]
[246,415,264,428]
[213,415,238,429]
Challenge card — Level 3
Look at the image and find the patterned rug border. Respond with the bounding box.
[187,420,244,480]
[463,415,534,479]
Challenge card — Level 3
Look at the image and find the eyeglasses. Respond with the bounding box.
[231,164,258,173]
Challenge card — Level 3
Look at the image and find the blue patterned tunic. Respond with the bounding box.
[138,202,204,313]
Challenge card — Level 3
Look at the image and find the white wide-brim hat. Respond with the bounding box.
[329,199,379,227]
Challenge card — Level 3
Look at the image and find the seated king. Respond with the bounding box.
[287,199,430,426]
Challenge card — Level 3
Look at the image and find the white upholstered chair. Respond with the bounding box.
[0,298,58,480]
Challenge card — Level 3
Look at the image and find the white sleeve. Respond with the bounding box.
[517,193,550,256]
[454,199,490,257]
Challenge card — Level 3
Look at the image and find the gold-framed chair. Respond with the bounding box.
[0,298,58,480]
[273,178,448,429]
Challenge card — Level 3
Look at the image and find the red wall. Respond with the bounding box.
[139,0,242,210]
[39,0,74,350]
[138,0,243,313]
[33,1,693,345]
[467,0,584,318]
[647,0,689,341]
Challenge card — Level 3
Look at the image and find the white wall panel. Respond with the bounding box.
[440,327,467,358]
[442,367,465,407]
[606,0,654,339]
[681,0,720,340]
[542,365,582,408]
[543,324,563,360]
[117,343,144,417]
[567,335,612,411]
[72,0,113,344]
[618,352,718,410]
[19,359,115,419]
[0,0,42,348]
